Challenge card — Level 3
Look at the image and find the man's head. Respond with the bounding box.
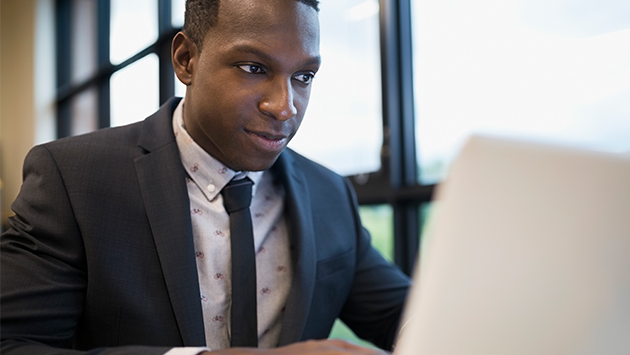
[172,0,321,172]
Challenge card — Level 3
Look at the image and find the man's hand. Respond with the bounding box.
[202,339,390,355]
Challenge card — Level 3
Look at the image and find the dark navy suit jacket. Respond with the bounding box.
[1,98,410,355]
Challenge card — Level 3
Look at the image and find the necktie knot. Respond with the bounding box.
[221,177,253,214]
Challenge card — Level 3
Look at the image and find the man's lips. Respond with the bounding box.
[244,129,289,151]
[245,129,288,141]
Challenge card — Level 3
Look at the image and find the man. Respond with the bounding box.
[0,0,410,354]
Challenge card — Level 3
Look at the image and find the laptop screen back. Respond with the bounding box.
[395,135,630,355]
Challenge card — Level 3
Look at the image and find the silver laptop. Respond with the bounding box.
[395,135,630,355]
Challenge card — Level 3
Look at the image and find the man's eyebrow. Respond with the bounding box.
[230,44,321,68]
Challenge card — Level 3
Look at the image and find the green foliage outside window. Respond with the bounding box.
[327,204,393,348]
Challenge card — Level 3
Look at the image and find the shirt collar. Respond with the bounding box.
[172,98,264,202]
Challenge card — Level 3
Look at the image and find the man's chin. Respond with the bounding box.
[230,152,283,172]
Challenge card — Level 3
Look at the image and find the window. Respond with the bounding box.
[289,0,383,176]
[110,53,160,127]
[56,0,177,136]
[109,0,158,65]
[411,0,630,184]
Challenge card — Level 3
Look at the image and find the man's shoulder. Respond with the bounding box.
[39,121,146,162]
[49,121,144,146]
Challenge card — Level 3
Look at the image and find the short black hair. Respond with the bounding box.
[183,0,320,51]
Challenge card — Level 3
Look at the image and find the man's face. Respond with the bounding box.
[182,0,320,171]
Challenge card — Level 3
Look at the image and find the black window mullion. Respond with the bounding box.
[56,0,72,138]
[380,0,417,188]
[158,0,175,104]
[398,0,417,187]
[379,0,402,189]
[97,0,111,129]
[393,202,420,274]
[378,0,420,275]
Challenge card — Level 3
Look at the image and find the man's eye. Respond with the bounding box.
[237,64,265,74]
[293,73,315,85]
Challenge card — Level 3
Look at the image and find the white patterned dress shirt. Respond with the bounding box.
[165,99,293,355]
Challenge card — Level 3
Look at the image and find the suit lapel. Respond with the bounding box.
[273,152,317,345]
[134,98,206,346]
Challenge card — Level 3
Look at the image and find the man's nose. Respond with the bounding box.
[258,78,298,121]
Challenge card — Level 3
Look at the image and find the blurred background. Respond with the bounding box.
[1,0,629,347]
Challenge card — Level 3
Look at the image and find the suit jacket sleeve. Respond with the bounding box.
[0,145,171,355]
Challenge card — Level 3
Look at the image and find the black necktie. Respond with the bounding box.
[221,177,258,347]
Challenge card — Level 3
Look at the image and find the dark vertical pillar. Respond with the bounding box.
[159,0,175,103]
[56,0,72,138]
[97,0,111,128]
[379,0,419,275]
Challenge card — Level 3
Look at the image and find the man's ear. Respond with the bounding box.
[172,31,197,86]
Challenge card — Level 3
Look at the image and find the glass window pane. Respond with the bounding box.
[70,86,98,136]
[175,72,186,98]
[71,0,97,84]
[359,204,394,263]
[419,202,433,236]
[329,319,376,348]
[110,0,158,65]
[412,0,630,184]
[418,202,433,260]
[288,0,383,176]
[110,54,160,127]
[172,0,185,28]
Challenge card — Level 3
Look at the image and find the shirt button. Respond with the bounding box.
[207,184,216,192]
